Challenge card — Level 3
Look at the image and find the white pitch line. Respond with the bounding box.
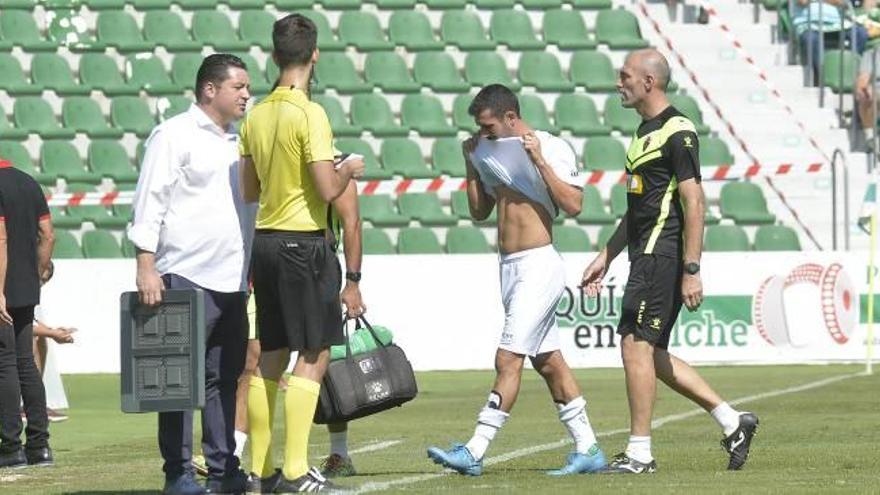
[354,370,867,493]
[349,440,404,455]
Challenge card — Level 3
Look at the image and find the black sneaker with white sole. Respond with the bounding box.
[602,453,657,474]
[273,467,342,493]
[246,469,281,494]
[721,412,759,470]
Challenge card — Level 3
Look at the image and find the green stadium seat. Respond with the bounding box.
[80,54,138,96]
[432,138,466,177]
[553,225,592,252]
[490,10,546,50]
[67,205,115,227]
[126,56,181,95]
[0,110,28,141]
[121,234,137,258]
[571,51,617,92]
[351,94,409,137]
[5,0,45,7]
[157,95,193,121]
[170,53,203,92]
[359,194,410,227]
[518,52,575,92]
[441,11,497,51]
[596,9,649,49]
[823,50,858,94]
[446,226,492,254]
[520,95,559,134]
[50,207,81,229]
[47,10,104,52]
[604,96,641,134]
[543,9,597,50]
[399,193,457,226]
[571,0,613,7]
[554,94,610,137]
[0,54,41,95]
[522,0,563,7]
[335,138,392,180]
[315,53,371,93]
[53,230,83,259]
[453,94,479,133]
[96,12,153,53]
[595,223,617,250]
[0,142,45,180]
[365,52,420,93]
[192,11,250,51]
[179,0,219,8]
[414,53,470,93]
[451,190,497,225]
[475,0,515,7]
[274,0,312,8]
[719,182,776,225]
[668,94,711,134]
[389,11,444,51]
[362,228,395,255]
[375,0,419,7]
[89,140,139,183]
[133,0,173,7]
[401,95,458,137]
[82,230,123,258]
[313,96,362,137]
[753,225,801,251]
[83,0,127,8]
[111,97,157,137]
[143,11,202,52]
[31,54,90,96]
[609,183,627,218]
[239,10,275,51]
[583,136,626,171]
[62,98,124,139]
[575,184,616,224]
[380,139,439,179]
[41,141,101,184]
[704,224,749,252]
[234,53,271,95]
[297,10,345,51]
[339,11,393,51]
[321,0,361,7]
[65,182,98,193]
[699,137,734,166]
[14,98,76,139]
[425,0,468,7]
[464,52,520,91]
[397,227,443,254]
[0,11,56,52]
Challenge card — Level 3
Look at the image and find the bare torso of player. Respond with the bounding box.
[494,184,554,255]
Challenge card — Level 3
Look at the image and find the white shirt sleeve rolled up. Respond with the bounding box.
[128,127,182,254]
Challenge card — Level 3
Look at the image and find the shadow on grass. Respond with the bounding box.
[64,492,156,494]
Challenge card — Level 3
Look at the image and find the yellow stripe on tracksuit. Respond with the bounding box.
[644,176,678,254]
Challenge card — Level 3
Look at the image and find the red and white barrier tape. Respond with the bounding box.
[695,0,833,163]
[45,162,826,207]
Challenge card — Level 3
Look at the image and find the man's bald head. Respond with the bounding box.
[626,48,671,91]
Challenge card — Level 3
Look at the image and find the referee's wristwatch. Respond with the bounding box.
[684,262,700,275]
[346,271,362,283]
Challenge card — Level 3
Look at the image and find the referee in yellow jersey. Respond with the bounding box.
[238,14,364,493]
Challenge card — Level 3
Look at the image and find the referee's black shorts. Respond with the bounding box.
[251,229,343,352]
[617,254,683,350]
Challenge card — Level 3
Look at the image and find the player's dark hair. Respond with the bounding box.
[468,84,520,119]
[273,14,318,70]
[195,53,246,103]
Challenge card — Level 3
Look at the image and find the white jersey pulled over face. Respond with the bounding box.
[469,130,582,218]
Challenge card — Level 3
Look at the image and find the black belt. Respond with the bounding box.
[255,229,326,238]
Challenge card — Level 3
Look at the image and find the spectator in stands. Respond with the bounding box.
[0,157,55,469]
[793,0,871,80]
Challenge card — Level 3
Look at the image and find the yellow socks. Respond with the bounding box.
[282,376,321,480]
[247,377,278,478]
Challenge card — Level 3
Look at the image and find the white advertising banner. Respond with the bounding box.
[39,252,870,374]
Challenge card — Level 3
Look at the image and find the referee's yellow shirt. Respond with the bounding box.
[239,87,335,231]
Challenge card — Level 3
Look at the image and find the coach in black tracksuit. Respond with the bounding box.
[0,157,55,468]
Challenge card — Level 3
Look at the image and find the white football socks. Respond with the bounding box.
[556,397,598,454]
[464,406,509,461]
[233,430,247,460]
[330,429,349,458]
[625,435,653,464]
[710,402,742,437]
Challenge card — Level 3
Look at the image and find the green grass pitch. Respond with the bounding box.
[2,364,877,494]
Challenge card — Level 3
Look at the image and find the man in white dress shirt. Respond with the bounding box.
[128,54,255,495]
[427,84,607,477]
